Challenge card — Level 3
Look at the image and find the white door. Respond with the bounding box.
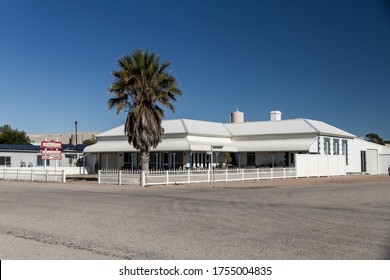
[366,149,378,175]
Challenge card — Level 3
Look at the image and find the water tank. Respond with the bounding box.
[230,110,244,123]
[70,134,76,145]
[270,110,282,121]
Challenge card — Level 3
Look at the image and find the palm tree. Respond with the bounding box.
[108,49,182,171]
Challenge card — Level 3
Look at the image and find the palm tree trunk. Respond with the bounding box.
[140,150,149,171]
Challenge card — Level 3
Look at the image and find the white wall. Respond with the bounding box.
[379,146,390,174]
[0,152,37,168]
[296,154,346,177]
[0,151,85,169]
[347,138,387,174]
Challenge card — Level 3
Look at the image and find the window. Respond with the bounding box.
[124,152,138,169]
[324,138,330,155]
[333,139,340,155]
[342,140,348,165]
[0,156,11,167]
[247,152,256,165]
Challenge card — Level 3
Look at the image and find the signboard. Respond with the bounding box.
[41,155,62,160]
[41,141,62,150]
[41,140,62,160]
[211,145,224,149]
[41,150,62,155]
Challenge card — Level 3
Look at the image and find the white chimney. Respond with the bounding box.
[230,109,244,123]
[270,110,282,121]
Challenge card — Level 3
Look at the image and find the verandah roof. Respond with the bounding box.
[84,137,317,153]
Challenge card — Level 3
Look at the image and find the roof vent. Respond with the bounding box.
[270,110,282,121]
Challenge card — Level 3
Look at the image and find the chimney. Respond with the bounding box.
[270,110,282,121]
[230,109,244,123]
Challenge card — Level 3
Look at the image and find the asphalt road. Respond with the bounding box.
[0,178,389,259]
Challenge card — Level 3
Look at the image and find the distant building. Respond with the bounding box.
[28,132,98,146]
[0,143,86,169]
[84,110,390,175]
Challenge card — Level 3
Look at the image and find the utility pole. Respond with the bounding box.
[75,121,78,146]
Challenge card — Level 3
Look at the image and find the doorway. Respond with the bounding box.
[360,151,366,172]
[163,152,169,170]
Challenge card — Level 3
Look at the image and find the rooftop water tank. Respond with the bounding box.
[230,110,244,123]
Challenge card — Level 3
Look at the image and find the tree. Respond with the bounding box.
[0,125,30,144]
[83,137,97,146]
[366,133,385,145]
[108,49,182,171]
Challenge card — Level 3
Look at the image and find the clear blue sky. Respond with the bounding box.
[0,0,389,139]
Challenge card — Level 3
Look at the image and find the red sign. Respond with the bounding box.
[40,140,62,160]
[41,140,62,150]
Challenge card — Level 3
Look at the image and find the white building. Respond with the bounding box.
[0,143,86,173]
[84,110,390,175]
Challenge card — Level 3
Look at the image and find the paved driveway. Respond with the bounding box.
[0,176,389,259]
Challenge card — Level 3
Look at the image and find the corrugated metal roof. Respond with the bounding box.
[182,119,232,137]
[96,118,356,139]
[224,119,315,136]
[303,119,355,138]
[84,139,191,153]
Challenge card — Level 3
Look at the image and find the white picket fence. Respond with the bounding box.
[98,168,298,186]
[0,168,66,183]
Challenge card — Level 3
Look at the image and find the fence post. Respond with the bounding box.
[31,169,34,182]
[62,170,66,183]
[241,168,244,181]
[17,169,20,180]
[166,171,169,185]
[283,168,286,179]
[3,168,6,180]
[98,170,101,184]
[207,169,210,182]
[46,170,49,181]
[256,168,259,181]
[188,169,191,184]
[271,168,274,180]
[118,170,122,185]
[225,169,228,182]
[141,170,146,187]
